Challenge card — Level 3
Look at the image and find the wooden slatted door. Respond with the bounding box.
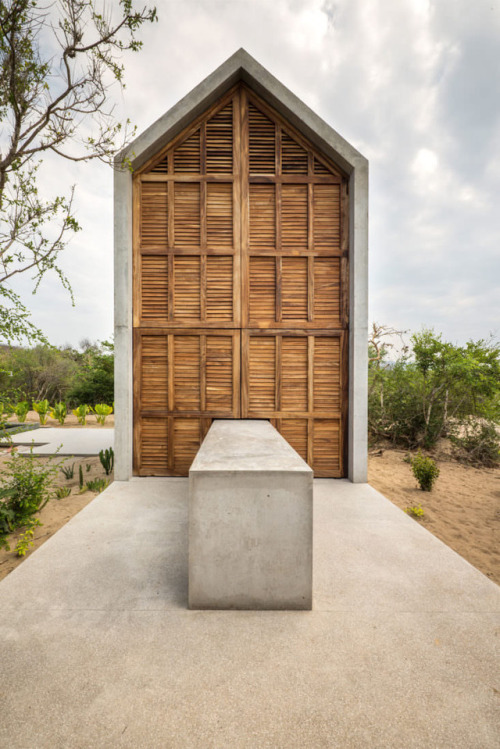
[240,89,349,477]
[133,85,349,476]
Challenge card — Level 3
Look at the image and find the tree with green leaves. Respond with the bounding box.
[368,326,500,453]
[0,0,157,343]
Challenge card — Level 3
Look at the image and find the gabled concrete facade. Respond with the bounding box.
[114,48,368,482]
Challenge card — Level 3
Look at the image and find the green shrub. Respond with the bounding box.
[33,399,50,425]
[55,486,71,499]
[50,402,67,425]
[85,478,109,494]
[94,403,113,425]
[411,452,440,492]
[14,401,30,422]
[0,447,61,550]
[72,404,91,425]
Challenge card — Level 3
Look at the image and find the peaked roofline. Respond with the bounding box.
[118,48,367,175]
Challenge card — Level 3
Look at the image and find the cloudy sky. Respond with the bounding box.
[8,0,500,348]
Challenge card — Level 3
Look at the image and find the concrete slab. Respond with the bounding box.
[189,420,313,609]
[1,426,114,456]
[0,479,499,748]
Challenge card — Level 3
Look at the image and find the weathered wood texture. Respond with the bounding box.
[133,85,349,476]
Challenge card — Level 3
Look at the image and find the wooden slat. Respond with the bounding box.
[173,256,201,320]
[206,104,233,173]
[248,103,275,174]
[174,129,201,173]
[205,334,234,412]
[206,255,233,321]
[313,337,341,413]
[313,184,341,250]
[141,182,167,248]
[281,336,308,412]
[173,335,200,410]
[282,257,308,320]
[206,182,233,247]
[140,256,168,322]
[281,184,308,249]
[249,184,275,249]
[314,257,340,325]
[280,418,308,462]
[247,335,276,412]
[282,132,308,174]
[174,183,201,246]
[140,335,168,410]
[249,256,275,322]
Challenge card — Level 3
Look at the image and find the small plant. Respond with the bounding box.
[33,399,50,425]
[72,404,92,426]
[405,504,425,518]
[15,519,42,557]
[86,463,92,473]
[0,447,62,550]
[99,447,114,476]
[55,486,71,499]
[411,451,440,492]
[79,464,84,490]
[60,463,74,480]
[94,403,113,425]
[50,402,67,425]
[14,401,30,423]
[86,478,109,494]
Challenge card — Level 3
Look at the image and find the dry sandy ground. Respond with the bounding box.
[1,417,499,586]
[368,446,500,585]
[0,412,114,580]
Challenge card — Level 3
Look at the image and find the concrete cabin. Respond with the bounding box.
[114,49,368,482]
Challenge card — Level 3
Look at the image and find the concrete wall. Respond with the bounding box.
[114,50,368,483]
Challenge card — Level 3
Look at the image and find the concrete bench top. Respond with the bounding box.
[190,420,312,474]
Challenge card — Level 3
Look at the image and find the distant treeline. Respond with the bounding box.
[0,340,114,408]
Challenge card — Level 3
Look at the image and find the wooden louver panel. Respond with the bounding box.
[134,85,348,478]
[174,183,201,246]
[281,184,308,249]
[174,129,201,173]
[141,257,168,322]
[206,105,233,173]
[141,183,167,248]
[206,256,233,320]
[248,103,275,173]
[281,132,308,174]
[207,183,233,246]
[249,184,275,249]
[174,256,201,320]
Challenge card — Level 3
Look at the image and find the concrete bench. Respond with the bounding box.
[188,419,313,610]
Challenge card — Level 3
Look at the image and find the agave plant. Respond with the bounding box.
[94,403,113,425]
[72,404,92,426]
[33,399,50,425]
[50,402,67,425]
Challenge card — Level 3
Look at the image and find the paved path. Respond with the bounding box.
[2,426,114,455]
[0,479,498,748]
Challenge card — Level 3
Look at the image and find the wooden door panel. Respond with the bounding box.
[241,330,344,476]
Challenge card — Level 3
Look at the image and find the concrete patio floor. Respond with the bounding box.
[0,478,498,748]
